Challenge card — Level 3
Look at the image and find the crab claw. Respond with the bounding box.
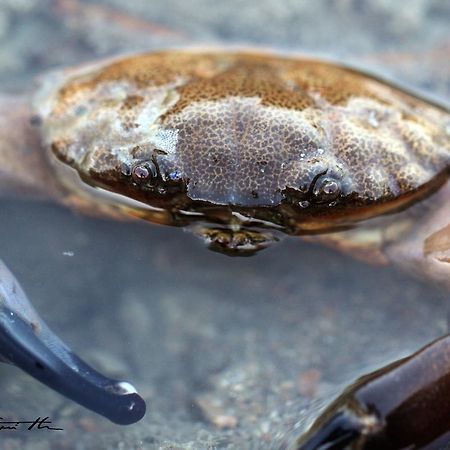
[291,333,450,450]
[0,260,146,425]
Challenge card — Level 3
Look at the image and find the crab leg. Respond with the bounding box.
[291,333,450,450]
[0,260,146,425]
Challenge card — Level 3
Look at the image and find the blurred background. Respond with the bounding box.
[0,1,449,449]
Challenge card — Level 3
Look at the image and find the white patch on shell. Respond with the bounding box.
[365,166,390,198]
[34,73,181,173]
[445,121,450,136]
[151,127,179,157]
[343,97,401,126]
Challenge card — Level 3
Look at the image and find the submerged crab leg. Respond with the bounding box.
[0,260,146,425]
[292,333,450,450]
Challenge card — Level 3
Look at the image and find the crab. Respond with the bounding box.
[0,49,449,447]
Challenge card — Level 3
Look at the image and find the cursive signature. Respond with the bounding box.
[0,416,63,431]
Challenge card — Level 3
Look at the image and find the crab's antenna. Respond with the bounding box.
[0,260,146,425]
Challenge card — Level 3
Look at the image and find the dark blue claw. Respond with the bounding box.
[0,260,146,425]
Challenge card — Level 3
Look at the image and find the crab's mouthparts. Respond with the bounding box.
[191,225,280,256]
[0,261,145,425]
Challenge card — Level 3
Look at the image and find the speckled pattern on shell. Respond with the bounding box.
[34,50,450,230]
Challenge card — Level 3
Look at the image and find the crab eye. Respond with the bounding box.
[312,177,341,204]
[131,161,157,184]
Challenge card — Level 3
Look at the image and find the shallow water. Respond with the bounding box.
[0,198,447,449]
[0,1,449,449]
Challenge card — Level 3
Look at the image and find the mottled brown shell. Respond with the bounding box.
[33,50,450,236]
